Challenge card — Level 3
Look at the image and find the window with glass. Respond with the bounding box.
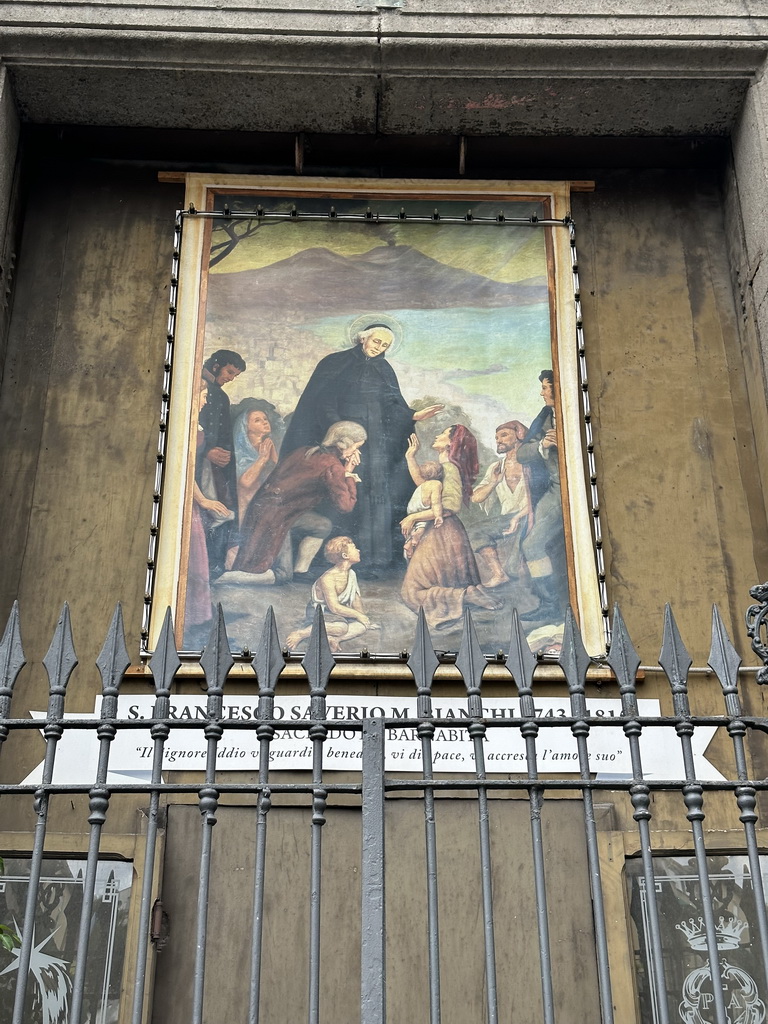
[627,855,768,1024]
[0,858,132,1024]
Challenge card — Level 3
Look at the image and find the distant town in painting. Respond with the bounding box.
[181,193,571,656]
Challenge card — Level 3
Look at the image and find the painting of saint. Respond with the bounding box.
[173,189,580,657]
[278,319,442,572]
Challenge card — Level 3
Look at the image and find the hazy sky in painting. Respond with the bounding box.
[307,306,551,439]
[209,197,549,284]
[208,194,555,441]
[211,222,546,284]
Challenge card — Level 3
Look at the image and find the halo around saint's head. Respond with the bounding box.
[347,313,403,357]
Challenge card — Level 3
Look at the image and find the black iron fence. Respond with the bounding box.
[1,597,768,1023]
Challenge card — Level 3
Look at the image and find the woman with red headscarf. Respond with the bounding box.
[400,424,499,629]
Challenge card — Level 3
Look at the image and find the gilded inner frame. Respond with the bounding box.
[151,176,603,659]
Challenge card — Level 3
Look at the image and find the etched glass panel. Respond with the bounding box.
[627,855,768,1024]
[0,858,132,1024]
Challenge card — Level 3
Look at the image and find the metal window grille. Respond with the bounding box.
[1,595,768,1023]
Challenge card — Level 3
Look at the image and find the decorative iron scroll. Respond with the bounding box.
[746,582,768,685]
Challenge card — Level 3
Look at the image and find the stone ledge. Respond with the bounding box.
[1,8,766,135]
[1,28,765,75]
[5,64,752,136]
[1,2,768,44]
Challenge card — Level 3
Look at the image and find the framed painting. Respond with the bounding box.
[149,176,604,660]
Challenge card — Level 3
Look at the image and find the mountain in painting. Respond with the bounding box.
[208,244,547,313]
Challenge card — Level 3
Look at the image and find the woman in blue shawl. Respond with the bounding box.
[231,400,282,524]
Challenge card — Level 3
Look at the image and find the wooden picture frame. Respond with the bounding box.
[150,175,604,660]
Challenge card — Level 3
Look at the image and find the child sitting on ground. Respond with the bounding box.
[285,535,380,652]
[401,460,444,560]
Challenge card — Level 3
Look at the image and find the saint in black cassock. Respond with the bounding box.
[281,344,415,570]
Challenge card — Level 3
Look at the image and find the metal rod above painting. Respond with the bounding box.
[182,208,571,228]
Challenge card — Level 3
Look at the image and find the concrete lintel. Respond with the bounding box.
[379,75,750,136]
[378,9,768,43]
[2,1,768,41]
[9,64,381,132]
[2,38,764,136]
[1,4,767,135]
[377,38,768,76]
[6,66,751,136]
[1,25,766,75]
[0,29,381,72]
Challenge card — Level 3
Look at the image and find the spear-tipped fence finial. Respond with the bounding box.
[42,603,78,699]
[558,606,591,703]
[0,601,25,711]
[96,604,130,713]
[507,609,536,703]
[408,609,439,718]
[302,606,334,702]
[659,604,692,714]
[456,608,485,718]
[255,606,283,703]
[709,605,742,701]
[606,605,640,713]
[149,608,181,698]
[200,604,234,699]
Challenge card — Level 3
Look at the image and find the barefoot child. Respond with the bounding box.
[285,536,380,652]
[401,459,444,560]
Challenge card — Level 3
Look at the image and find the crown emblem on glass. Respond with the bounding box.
[676,915,749,951]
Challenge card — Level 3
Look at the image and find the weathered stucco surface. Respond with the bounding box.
[0,5,767,959]
[0,2,767,669]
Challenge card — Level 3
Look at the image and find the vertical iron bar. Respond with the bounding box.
[248,607,284,1024]
[457,609,498,1024]
[302,608,333,1024]
[709,604,768,990]
[507,610,556,1024]
[130,608,180,1024]
[191,606,232,1024]
[408,609,442,1024]
[361,717,386,1024]
[12,604,77,1024]
[69,604,129,1024]
[607,605,670,1024]
[660,604,727,1024]
[558,608,614,1023]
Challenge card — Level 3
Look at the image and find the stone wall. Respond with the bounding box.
[0,66,19,377]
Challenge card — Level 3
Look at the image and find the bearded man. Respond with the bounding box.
[468,420,532,587]
[231,420,367,582]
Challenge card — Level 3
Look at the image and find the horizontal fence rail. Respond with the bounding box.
[0,595,767,1023]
